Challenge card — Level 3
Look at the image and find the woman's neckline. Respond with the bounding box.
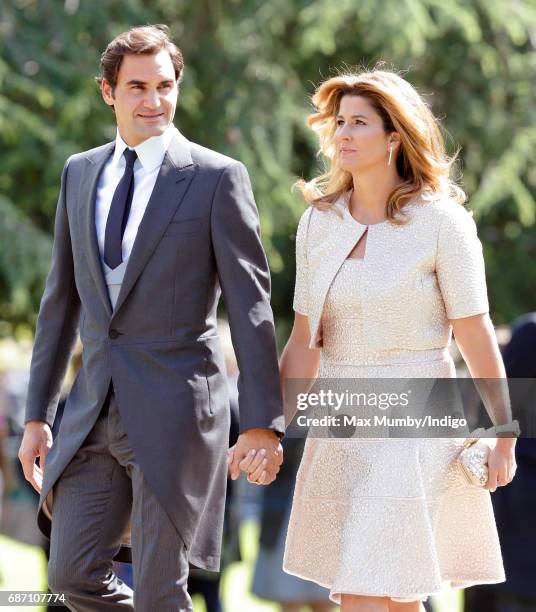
[340,188,434,226]
[341,190,389,227]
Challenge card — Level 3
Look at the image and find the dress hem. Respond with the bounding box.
[283,564,506,605]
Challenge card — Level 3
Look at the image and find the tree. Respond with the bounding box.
[1,0,535,340]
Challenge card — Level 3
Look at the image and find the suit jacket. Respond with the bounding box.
[25,129,284,570]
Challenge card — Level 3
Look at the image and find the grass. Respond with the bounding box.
[1,525,462,611]
[0,534,48,612]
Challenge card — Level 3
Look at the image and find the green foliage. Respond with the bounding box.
[1,0,535,339]
[0,194,52,335]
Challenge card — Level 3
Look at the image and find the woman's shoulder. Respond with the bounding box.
[296,199,344,233]
[407,192,476,231]
[296,205,314,228]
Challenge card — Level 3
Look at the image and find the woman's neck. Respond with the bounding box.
[349,169,403,224]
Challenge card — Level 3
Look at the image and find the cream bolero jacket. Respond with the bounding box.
[293,192,490,350]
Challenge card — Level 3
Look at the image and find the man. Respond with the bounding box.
[18,25,284,611]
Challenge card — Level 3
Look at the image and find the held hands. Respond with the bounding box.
[227,428,283,485]
[18,420,53,493]
[485,438,517,493]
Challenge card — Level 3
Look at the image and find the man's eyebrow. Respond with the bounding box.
[125,79,175,86]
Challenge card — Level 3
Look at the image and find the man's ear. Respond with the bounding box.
[101,79,115,108]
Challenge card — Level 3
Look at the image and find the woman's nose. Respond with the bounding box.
[336,124,352,140]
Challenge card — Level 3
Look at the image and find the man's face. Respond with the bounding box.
[101,50,178,146]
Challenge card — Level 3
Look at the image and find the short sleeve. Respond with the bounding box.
[293,208,312,316]
[436,205,489,319]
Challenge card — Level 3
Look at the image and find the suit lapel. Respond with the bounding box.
[79,142,115,317]
[309,205,367,347]
[111,132,196,318]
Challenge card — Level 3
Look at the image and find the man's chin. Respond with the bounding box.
[143,125,167,137]
[137,121,170,138]
[123,122,171,146]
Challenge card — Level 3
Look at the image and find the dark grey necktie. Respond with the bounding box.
[104,148,138,270]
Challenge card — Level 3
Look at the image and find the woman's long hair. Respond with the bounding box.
[298,68,466,223]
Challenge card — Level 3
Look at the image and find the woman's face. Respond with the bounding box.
[333,94,394,173]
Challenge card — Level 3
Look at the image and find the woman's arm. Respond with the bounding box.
[451,312,517,492]
[279,313,321,427]
[234,313,319,482]
[451,313,505,378]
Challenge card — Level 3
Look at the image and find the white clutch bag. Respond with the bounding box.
[457,431,492,487]
[457,420,520,487]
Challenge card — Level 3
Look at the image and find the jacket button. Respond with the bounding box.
[109,329,120,339]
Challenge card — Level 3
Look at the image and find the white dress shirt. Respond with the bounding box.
[95,124,178,264]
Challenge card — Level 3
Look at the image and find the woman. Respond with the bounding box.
[277,70,517,612]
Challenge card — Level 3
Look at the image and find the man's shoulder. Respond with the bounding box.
[187,139,243,173]
[65,141,114,168]
[66,135,246,174]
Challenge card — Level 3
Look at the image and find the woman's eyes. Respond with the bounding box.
[336,119,364,126]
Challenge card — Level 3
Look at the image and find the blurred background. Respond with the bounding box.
[0,0,535,610]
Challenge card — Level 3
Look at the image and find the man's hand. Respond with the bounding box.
[18,420,53,493]
[227,428,283,485]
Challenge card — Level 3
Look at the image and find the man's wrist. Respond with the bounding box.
[25,419,49,427]
[241,427,282,437]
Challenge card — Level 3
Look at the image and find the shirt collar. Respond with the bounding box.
[112,124,178,172]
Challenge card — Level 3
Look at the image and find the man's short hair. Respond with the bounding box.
[96,24,184,90]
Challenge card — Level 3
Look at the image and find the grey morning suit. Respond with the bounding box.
[25,130,284,610]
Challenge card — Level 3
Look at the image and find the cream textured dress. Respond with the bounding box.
[282,191,506,604]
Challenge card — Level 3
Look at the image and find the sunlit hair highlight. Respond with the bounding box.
[297,67,466,223]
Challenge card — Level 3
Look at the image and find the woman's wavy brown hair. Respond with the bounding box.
[298,68,466,222]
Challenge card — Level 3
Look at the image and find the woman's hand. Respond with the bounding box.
[227,429,283,485]
[485,438,517,492]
